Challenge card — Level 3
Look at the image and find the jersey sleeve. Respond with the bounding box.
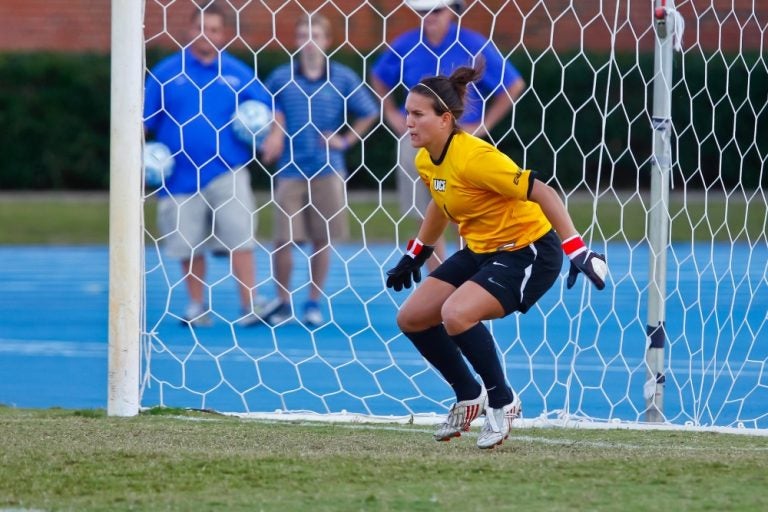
[143,73,161,132]
[463,145,532,201]
[244,78,272,106]
[371,49,401,89]
[371,32,418,89]
[143,60,170,132]
[481,46,521,95]
[232,58,271,107]
[414,148,432,189]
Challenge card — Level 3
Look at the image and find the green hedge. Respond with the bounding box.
[0,50,764,190]
[0,53,111,189]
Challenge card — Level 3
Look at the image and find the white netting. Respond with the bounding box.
[139,0,768,430]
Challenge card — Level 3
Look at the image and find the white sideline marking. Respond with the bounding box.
[326,424,658,451]
[229,411,768,437]
[2,339,764,379]
[168,415,768,449]
[0,340,106,358]
[342,425,768,451]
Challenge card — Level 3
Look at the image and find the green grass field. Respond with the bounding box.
[2,192,766,510]
[0,191,765,244]
[2,407,767,511]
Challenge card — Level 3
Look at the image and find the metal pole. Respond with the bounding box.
[107,0,144,416]
[645,0,675,422]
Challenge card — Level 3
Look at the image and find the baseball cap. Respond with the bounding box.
[406,0,464,13]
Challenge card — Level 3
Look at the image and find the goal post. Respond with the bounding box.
[107,0,144,417]
[643,0,680,423]
[111,0,768,433]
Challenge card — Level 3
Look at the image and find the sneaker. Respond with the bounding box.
[476,392,522,449]
[260,299,292,326]
[302,301,324,328]
[182,302,212,327]
[235,295,270,328]
[433,385,487,442]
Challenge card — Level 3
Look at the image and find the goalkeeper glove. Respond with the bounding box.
[562,235,608,290]
[386,238,435,292]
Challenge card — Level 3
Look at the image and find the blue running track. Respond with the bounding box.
[1,243,766,428]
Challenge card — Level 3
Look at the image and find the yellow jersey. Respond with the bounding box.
[415,131,552,253]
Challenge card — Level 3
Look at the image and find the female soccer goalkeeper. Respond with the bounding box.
[386,63,608,449]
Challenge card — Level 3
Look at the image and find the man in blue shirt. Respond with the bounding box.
[144,4,278,327]
[259,13,379,327]
[371,0,526,270]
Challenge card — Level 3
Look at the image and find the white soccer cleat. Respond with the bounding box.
[235,295,271,328]
[259,298,293,326]
[182,302,212,328]
[434,386,487,441]
[476,392,522,449]
[302,302,324,328]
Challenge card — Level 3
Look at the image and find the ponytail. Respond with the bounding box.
[412,60,485,125]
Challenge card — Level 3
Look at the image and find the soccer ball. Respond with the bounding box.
[232,99,272,147]
[143,141,175,187]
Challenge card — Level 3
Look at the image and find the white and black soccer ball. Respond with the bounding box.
[232,99,272,147]
[143,141,175,187]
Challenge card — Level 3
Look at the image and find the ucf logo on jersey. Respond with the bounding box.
[432,178,447,192]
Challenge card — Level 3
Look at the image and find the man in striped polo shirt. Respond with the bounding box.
[260,13,379,327]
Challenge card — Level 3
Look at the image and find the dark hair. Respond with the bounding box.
[411,61,484,128]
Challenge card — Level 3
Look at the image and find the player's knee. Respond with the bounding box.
[441,301,473,336]
[396,305,428,333]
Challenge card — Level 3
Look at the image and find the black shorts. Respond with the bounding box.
[430,230,563,315]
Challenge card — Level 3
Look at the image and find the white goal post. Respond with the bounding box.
[107,0,144,417]
[108,0,768,434]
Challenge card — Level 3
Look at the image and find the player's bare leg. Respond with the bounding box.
[232,249,256,310]
[396,276,454,332]
[258,243,293,325]
[182,256,211,326]
[304,242,330,326]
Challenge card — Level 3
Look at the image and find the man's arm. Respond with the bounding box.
[259,109,285,166]
[464,76,526,137]
[329,114,378,151]
[484,76,526,132]
[371,75,407,137]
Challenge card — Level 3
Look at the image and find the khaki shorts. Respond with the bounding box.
[273,173,349,244]
[157,168,256,259]
[397,139,431,218]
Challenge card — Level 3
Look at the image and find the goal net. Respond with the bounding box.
[128,0,768,432]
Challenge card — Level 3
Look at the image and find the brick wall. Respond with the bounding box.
[0,0,111,52]
[0,0,764,53]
